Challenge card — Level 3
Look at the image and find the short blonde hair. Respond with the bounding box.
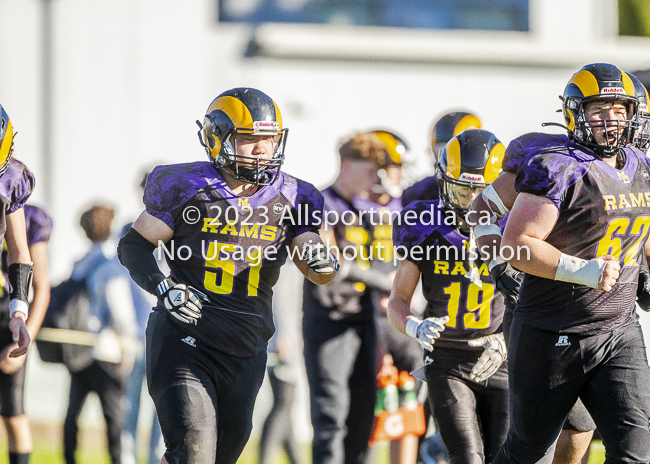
[338,133,387,167]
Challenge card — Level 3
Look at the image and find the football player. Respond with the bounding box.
[366,130,424,464]
[117,88,338,464]
[478,63,650,464]
[401,111,481,206]
[0,205,51,464]
[469,66,650,464]
[302,132,391,464]
[388,129,509,464]
[0,105,39,464]
[630,73,650,154]
[371,130,407,202]
[0,105,35,363]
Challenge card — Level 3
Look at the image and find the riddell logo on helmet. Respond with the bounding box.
[459,173,484,182]
[601,87,624,94]
[254,121,279,132]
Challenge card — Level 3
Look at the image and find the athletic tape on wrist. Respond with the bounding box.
[555,253,606,289]
[405,318,421,339]
[10,299,29,318]
[9,263,33,303]
[488,256,506,272]
[482,185,509,218]
[473,223,502,239]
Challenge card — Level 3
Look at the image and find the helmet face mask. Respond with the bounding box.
[230,131,284,183]
[369,130,407,197]
[442,177,488,211]
[637,116,650,152]
[562,63,640,158]
[198,88,288,186]
[629,73,650,152]
[437,129,505,233]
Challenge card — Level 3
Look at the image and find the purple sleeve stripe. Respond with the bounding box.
[8,203,25,214]
[146,208,175,230]
[551,198,562,211]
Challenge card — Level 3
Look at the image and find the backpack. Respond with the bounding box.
[36,278,95,372]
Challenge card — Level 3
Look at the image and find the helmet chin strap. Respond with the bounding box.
[238,165,270,183]
[443,205,471,235]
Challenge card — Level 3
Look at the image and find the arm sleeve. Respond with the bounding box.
[117,228,167,295]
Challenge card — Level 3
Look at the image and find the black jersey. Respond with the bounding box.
[393,200,505,350]
[144,162,323,357]
[511,134,650,335]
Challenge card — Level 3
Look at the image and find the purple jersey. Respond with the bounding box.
[511,133,650,335]
[503,133,574,174]
[24,204,54,246]
[401,176,439,208]
[393,200,505,350]
[355,195,401,316]
[303,187,378,320]
[0,158,35,241]
[353,194,401,275]
[144,161,323,358]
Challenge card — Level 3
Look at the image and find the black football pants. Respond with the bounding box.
[303,316,377,464]
[493,319,650,464]
[503,305,596,433]
[425,347,509,464]
[0,328,27,417]
[146,311,267,464]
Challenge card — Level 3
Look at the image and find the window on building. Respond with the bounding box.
[218,0,530,32]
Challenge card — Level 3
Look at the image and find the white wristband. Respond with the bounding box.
[405,318,421,339]
[555,253,606,289]
[10,299,29,319]
[488,256,506,272]
[474,223,502,239]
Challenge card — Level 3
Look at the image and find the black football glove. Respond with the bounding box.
[301,242,340,275]
[156,278,209,325]
[489,261,523,308]
[637,268,650,312]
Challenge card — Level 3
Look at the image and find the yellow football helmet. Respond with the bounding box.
[430,111,482,162]
[370,130,408,166]
[437,129,505,229]
[562,63,640,157]
[0,105,14,177]
[197,88,288,185]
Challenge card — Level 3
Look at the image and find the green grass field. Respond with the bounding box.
[0,424,607,464]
